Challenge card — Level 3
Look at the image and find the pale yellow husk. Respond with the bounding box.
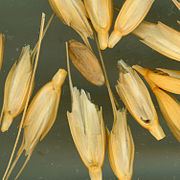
[172,0,180,10]
[68,39,104,86]
[48,0,93,48]
[67,49,105,180]
[108,0,154,48]
[133,21,180,61]
[107,108,134,180]
[0,33,5,71]
[84,0,113,50]
[140,77,180,142]
[1,46,33,132]
[132,65,180,95]
[116,60,165,140]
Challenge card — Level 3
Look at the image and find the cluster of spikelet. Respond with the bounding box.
[0,0,180,179]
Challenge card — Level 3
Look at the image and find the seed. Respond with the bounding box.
[0,33,5,71]
[68,39,104,86]
[108,0,154,48]
[48,0,93,48]
[133,21,180,61]
[116,60,165,140]
[84,0,113,50]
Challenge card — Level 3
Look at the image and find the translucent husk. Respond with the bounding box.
[108,0,154,48]
[48,0,93,49]
[5,69,67,179]
[84,0,113,50]
[0,33,5,71]
[68,39,104,86]
[116,60,165,140]
[132,65,180,95]
[134,72,180,142]
[66,42,105,180]
[107,108,134,180]
[0,46,33,132]
[133,21,180,61]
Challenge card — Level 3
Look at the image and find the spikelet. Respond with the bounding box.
[132,65,180,95]
[172,0,180,10]
[136,76,180,142]
[115,60,165,140]
[108,0,154,48]
[5,69,67,179]
[107,108,134,180]
[68,39,104,86]
[48,0,93,48]
[0,33,5,71]
[84,0,113,50]
[0,46,33,132]
[133,21,180,61]
[67,43,105,180]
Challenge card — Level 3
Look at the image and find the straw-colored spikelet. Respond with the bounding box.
[172,0,180,10]
[107,108,134,180]
[133,21,180,61]
[0,46,33,132]
[115,60,165,140]
[68,39,104,86]
[132,65,180,95]
[108,0,154,48]
[135,75,180,142]
[84,0,113,50]
[48,0,93,48]
[0,33,5,71]
[67,45,105,180]
[6,69,67,179]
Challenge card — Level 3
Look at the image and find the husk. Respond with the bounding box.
[68,39,104,86]
[84,0,113,50]
[172,0,180,10]
[133,21,180,61]
[1,46,33,132]
[108,0,154,48]
[133,65,180,95]
[67,42,105,180]
[116,60,165,140]
[48,0,93,48]
[0,33,5,71]
[107,108,134,180]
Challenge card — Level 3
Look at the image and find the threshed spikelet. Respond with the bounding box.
[107,108,134,180]
[84,0,113,50]
[133,21,180,61]
[108,0,154,48]
[69,40,104,86]
[116,60,165,140]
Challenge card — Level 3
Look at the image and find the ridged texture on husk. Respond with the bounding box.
[132,65,180,95]
[133,21,180,61]
[48,0,93,48]
[84,0,113,50]
[107,108,134,180]
[0,33,5,71]
[108,0,154,48]
[69,39,104,86]
[116,60,165,140]
[1,46,33,132]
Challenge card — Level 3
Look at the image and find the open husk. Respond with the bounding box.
[48,0,93,48]
[84,0,113,50]
[68,39,104,86]
[67,43,105,180]
[116,60,165,140]
[5,69,67,179]
[0,33,5,71]
[0,46,33,132]
[133,21,180,61]
[108,0,154,48]
[136,76,180,142]
[132,65,180,95]
[107,108,134,180]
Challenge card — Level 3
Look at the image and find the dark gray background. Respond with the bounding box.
[0,0,180,179]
